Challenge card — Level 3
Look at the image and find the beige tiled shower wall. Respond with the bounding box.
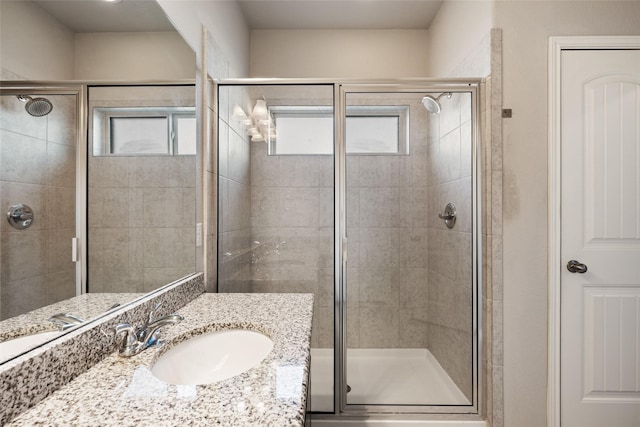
[248,142,334,348]
[87,86,196,293]
[210,86,332,348]
[442,28,504,423]
[220,90,469,360]
[346,95,431,350]
[243,92,431,350]
[217,85,253,295]
[426,92,474,402]
[0,94,77,319]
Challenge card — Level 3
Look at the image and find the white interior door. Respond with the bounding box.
[561,49,640,427]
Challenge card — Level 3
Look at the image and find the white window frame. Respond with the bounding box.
[94,106,196,156]
[268,105,409,156]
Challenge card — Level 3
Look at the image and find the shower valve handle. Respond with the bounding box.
[7,204,34,230]
[438,212,455,220]
[438,203,457,229]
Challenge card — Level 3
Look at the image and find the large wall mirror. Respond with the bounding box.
[0,0,197,363]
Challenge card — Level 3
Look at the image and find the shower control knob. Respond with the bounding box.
[438,202,457,229]
[7,204,34,230]
[566,260,588,274]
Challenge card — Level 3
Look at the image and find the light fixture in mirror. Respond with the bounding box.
[233,100,277,143]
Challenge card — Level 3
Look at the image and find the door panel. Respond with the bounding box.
[561,49,640,427]
[584,75,640,244]
[583,287,640,397]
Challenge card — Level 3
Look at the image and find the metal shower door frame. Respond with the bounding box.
[0,82,88,297]
[214,78,483,419]
[335,81,482,417]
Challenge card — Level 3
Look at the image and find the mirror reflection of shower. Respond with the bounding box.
[421,92,452,114]
[1,91,77,321]
[16,95,53,117]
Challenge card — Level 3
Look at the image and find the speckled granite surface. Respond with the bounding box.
[0,274,204,425]
[7,293,314,427]
[0,293,143,344]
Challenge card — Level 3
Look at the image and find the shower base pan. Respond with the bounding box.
[310,348,470,412]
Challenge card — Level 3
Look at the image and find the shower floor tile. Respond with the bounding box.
[310,348,469,412]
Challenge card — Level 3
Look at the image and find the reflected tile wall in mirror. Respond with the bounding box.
[0,94,77,319]
[87,85,197,293]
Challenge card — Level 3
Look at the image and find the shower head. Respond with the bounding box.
[17,95,53,117]
[421,92,452,115]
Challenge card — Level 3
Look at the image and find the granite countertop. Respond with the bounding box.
[0,293,144,340]
[7,293,314,427]
[0,293,144,363]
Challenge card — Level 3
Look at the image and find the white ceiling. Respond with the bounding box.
[33,0,444,33]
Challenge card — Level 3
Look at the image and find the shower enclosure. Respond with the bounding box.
[217,81,480,416]
[0,86,84,320]
[0,82,197,322]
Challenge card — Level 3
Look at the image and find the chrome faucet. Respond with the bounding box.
[48,313,85,331]
[114,303,183,357]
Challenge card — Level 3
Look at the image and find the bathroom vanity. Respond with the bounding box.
[1,275,314,426]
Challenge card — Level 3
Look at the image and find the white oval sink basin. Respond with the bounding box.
[151,329,273,385]
[0,330,61,363]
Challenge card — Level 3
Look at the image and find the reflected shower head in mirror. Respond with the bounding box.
[17,95,53,117]
[421,92,452,115]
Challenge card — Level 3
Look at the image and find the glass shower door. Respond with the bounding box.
[343,88,476,410]
[0,90,80,320]
[217,83,335,413]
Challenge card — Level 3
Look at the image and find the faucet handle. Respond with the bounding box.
[48,313,85,330]
[146,302,163,324]
[114,323,137,347]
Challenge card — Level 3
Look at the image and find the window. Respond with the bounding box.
[269,105,409,155]
[173,114,197,155]
[271,107,334,155]
[110,116,168,154]
[93,107,196,156]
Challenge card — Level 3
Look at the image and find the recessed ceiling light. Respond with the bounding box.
[104,0,122,3]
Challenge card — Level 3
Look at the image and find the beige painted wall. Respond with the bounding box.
[426,0,493,77]
[249,30,429,78]
[495,2,640,427]
[74,32,195,81]
[0,0,74,80]
[157,0,250,77]
[0,1,196,81]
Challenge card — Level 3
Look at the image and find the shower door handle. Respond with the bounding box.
[566,260,588,274]
[342,237,348,263]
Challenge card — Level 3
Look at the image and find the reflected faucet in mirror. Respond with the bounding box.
[48,313,85,331]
